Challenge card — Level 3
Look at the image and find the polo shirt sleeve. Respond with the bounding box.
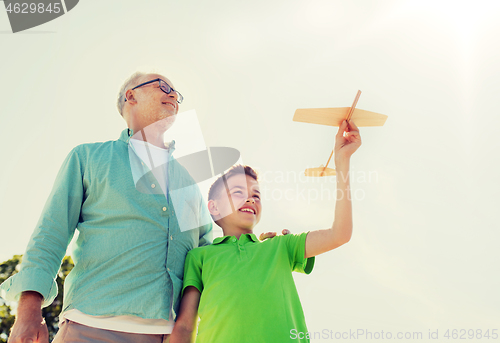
[284,232,315,274]
[182,249,203,295]
[0,147,83,307]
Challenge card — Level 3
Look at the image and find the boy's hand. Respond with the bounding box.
[259,229,290,241]
[334,120,361,165]
[170,287,200,343]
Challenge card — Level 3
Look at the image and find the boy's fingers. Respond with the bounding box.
[346,131,360,139]
[348,119,360,131]
[282,229,291,235]
[336,120,348,138]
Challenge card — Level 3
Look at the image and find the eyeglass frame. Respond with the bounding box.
[124,78,184,104]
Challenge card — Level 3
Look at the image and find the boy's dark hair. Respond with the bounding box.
[208,165,258,201]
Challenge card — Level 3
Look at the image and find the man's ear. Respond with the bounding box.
[125,89,137,104]
[208,199,219,217]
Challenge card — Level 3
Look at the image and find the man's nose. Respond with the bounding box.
[246,198,255,204]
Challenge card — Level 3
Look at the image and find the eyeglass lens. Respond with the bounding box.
[159,80,183,104]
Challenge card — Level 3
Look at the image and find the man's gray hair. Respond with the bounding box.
[116,72,147,116]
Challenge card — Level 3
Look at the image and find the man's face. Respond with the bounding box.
[213,174,262,231]
[131,74,180,127]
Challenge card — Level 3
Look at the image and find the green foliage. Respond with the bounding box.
[0,255,74,343]
[0,255,21,343]
[0,302,15,343]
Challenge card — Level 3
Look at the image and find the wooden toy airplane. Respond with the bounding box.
[293,90,387,177]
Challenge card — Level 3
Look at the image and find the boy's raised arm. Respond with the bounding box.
[305,120,362,258]
[170,286,201,343]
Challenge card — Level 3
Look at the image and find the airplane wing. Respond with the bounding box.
[293,107,388,127]
[304,167,336,177]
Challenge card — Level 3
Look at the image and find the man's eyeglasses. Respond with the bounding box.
[125,78,184,104]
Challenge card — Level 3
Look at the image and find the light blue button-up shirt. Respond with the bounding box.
[0,128,212,320]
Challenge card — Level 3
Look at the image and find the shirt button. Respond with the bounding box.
[141,162,144,165]
[232,238,236,242]
[170,236,173,240]
[151,184,156,189]
[167,268,171,272]
[162,207,167,211]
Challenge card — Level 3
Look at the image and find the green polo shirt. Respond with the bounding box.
[183,232,314,342]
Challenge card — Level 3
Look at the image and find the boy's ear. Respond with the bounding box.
[208,199,220,217]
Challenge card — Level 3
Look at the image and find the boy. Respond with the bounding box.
[170,120,361,342]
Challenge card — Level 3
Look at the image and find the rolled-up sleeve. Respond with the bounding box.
[0,148,83,307]
[285,232,315,275]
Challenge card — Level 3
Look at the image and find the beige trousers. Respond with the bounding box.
[52,320,170,343]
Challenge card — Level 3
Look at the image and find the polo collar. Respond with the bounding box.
[213,233,259,245]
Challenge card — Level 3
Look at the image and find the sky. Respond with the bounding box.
[1,0,500,341]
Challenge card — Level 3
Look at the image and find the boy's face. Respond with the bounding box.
[210,174,262,231]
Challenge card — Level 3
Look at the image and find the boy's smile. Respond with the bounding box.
[239,205,256,215]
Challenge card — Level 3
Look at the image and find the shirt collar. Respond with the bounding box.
[119,128,176,151]
[119,128,134,144]
[213,233,259,245]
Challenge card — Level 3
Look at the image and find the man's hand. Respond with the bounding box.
[8,291,48,343]
[259,229,291,241]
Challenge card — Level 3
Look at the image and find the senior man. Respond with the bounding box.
[1,72,212,343]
